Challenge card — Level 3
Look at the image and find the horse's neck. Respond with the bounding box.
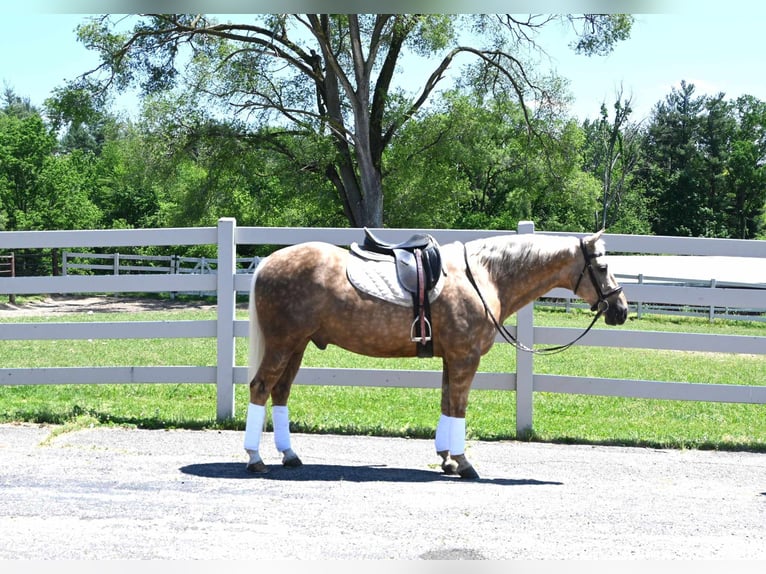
[469,235,577,320]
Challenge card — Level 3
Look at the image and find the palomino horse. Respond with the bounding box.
[243,229,628,478]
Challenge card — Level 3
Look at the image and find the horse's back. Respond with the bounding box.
[259,241,346,280]
[258,241,351,309]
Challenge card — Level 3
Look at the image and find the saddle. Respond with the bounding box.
[351,228,444,357]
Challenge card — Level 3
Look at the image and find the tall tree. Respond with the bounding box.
[68,13,632,227]
[641,80,707,236]
[726,95,766,238]
[699,93,735,236]
[639,83,766,238]
[582,88,642,231]
[0,100,57,230]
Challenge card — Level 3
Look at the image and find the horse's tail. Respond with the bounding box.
[248,257,267,384]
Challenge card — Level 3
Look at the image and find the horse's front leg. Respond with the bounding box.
[436,356,481,480]
[435,414,459,475]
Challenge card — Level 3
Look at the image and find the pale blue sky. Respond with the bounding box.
[1,8,764,123]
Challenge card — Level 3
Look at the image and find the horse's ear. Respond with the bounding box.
[585,229,605,244]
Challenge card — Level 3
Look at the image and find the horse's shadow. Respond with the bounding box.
[179,462,562,486]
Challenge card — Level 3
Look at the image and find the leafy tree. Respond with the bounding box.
[0,101,57,230]
[639,83,766,238]
[92,124,163,229]
[581,89,644,232]
[726,95,766,238]
[18,151,102,231]
[1,91,102,274]
[698,93,735,236]
[130,93,345,232]
[69,13,632,227]
[640,80,709,236]
[384,90,600,231]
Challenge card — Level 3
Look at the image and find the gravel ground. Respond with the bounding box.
[1,423,765,561]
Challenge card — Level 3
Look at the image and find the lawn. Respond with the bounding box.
[1,303,765,452]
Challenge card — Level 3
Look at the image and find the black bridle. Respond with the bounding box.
[573,238,624,313]
[463,238,623,355]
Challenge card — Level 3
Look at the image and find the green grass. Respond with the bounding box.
[1,304,765,452]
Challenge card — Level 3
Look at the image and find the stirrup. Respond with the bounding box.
[410,316,432,343]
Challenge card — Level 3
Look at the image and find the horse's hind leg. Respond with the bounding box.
[245,350,297,473]
[270,350,305,468]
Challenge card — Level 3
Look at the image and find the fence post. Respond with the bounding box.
[515,220,535,437]
[170,255,178,300]
[0,253,15,304]
[9,253,15,305]
[216,217,237,421]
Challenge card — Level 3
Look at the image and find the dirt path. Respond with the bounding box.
[0,295,219,317]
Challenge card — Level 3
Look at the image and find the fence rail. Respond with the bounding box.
[61,251,260,297]
[1,219,765,433]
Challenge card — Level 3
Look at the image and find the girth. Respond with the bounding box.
[357,228,443,357]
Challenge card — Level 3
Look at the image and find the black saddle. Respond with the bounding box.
[363,228,436,255]
[357,228,444,357]
[362,228,442,293]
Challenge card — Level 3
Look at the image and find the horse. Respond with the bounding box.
[243,229,629,479]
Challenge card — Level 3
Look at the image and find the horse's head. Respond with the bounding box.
[572,230,628,326]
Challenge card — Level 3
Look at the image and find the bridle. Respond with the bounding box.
[573,238,624,313]
[463,238,623,355]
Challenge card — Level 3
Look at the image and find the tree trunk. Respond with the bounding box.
[326,132,383,228]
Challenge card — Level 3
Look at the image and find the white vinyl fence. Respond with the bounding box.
[61,251,260,298]
[1,218,765,433]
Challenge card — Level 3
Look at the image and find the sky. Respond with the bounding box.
[1,4,765,125]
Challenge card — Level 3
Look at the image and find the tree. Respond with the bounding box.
[725,96,766,238]
[698,93,736,236]
[0,100,57,230]
[638,82,766,239]
[384,90,601,231]
[0,92,102,275]
[640,80,708,236]
[582,88,642,231]
[69,13,632,227]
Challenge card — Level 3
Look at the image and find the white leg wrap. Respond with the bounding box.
[272,405,292,453]
[435,414,452,452]
[244,403,265,452]
[449,416,466,456]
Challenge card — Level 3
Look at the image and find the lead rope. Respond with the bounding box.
[462,243,605,355]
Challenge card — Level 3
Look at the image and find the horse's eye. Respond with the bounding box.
[596,264,608,273]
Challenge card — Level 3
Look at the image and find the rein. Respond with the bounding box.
[462,239,619,355]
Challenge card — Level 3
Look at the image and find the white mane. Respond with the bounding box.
[471,234,582,277]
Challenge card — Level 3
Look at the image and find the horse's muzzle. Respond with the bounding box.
[604,298,628,325]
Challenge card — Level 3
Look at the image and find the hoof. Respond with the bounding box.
[441,458,459,475]
[458,464,480,480]
[246,460,270,474]
[283,454,303,468]
[452,453,480,479]
[437,450,458,475]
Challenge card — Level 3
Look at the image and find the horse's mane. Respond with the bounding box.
[469,234,587,278]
